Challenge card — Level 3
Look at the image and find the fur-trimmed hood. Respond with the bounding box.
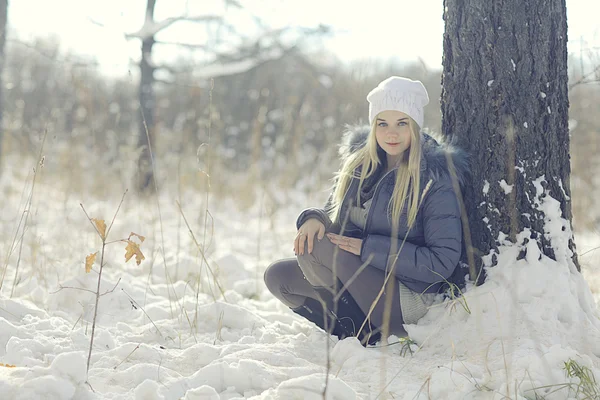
[338,124,469,188]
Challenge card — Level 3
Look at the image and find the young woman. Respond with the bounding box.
[264,76,468,346]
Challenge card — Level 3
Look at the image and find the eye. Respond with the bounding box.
[398,121,408,126]
[377,122,388,127]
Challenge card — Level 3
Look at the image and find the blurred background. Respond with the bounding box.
[1,0,599,233]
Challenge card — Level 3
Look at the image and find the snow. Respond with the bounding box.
[318,75,334,89]
[127,14,223,41]
[558,179,571,201]
[483,180,490,195]
[499,179,513,194]
[0,165,599,399]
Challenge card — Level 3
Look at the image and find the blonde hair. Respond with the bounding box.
[328,118,422,233]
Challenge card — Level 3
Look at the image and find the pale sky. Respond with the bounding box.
[8,0,600,77]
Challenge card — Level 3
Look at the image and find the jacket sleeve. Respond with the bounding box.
[296,207,333,230]
[296,180,336,230]
[360,176,462,284]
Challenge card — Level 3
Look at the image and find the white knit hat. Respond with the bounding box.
[367,76,430,128]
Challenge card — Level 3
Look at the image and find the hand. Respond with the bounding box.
[327,233,362,256]
[294,219,325,255]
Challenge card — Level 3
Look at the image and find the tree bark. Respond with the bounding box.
[138,0,157,192]
[0,0,7,171]
[441,0,579,275]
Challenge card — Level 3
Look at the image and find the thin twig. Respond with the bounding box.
[176,201,227,301]
[139,96,187,331]
[0,306,20,320]
[80,204,103,238]
[197,78,215,330]
[121,289,163,337]
[49,278,120,297]
[569,64,600,89]
[323,322,331,400]
[49,285,96,295]
[0,206,28,292]
[85,381,95,393]
[80,199,127,376]
[580,246,600,257]
[100,278,122,296]
[106,190,129,238]
[71,313,83,331]
[86,240,106,374]
[114,343,141,370]
[333,255,374,303]
[178,280,198,344]
[9,130,48,297]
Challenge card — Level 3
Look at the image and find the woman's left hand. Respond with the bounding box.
[327,233,362,256]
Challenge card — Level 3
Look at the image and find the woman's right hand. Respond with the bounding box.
[294,218,325,255]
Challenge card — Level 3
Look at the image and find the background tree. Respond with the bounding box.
[441,0,580,279]
[126,0,326,192]
[0,0,7,171]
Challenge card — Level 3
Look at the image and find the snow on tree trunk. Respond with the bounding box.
[441,0,580,273]
[137,0,157,192]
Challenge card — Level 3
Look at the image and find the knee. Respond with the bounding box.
[263,260,289,294]
[297,236,333,265]
[298,236,328,257]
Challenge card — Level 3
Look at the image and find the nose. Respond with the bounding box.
[386,127,399,136]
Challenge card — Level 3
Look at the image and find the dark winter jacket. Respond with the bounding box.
[296,125,469,294]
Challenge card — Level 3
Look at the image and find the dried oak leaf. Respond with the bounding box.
[125,240,145,265]
[127,232,145,243]
[0,363,16,368]
[85,252,98,273]
[92,218,107,240]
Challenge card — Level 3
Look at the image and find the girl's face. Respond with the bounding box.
[375,110,412,166]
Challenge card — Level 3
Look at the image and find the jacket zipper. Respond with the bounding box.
[336,177,355,229]
[362,169,396,238]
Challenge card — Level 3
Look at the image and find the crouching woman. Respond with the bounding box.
[264,76,468,345]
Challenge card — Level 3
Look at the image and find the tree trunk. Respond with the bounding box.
[441,0,579,276]
[0,0,7,170]
[138,0,157,192]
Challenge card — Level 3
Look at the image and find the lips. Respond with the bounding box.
[387,143,401,146]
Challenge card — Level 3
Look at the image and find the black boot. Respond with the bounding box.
[291,297,347,340]
[313,285,381,346]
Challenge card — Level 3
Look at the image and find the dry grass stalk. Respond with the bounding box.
[195,79,217,332]
[1,130,47,295]
[140,104,177,319]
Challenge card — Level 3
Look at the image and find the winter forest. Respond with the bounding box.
[1,0,600,399]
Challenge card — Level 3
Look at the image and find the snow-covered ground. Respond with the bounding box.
[0,160,599,400]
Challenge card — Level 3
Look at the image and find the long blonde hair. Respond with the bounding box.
[328,118,422,232]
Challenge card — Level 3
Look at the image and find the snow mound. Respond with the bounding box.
[0,174,599,399]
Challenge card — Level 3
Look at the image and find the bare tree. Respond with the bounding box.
[126,0,327,192]
[441,0,580,278]
[134,0,158,192]
[0,0,7,171]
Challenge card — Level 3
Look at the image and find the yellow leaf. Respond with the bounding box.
[124,241,145,265]
[128,232,145,243]
[0,363,16,368]
[85,252,98,273]
[92,218,107,240]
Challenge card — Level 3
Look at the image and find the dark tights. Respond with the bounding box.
[264,236,406,335]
